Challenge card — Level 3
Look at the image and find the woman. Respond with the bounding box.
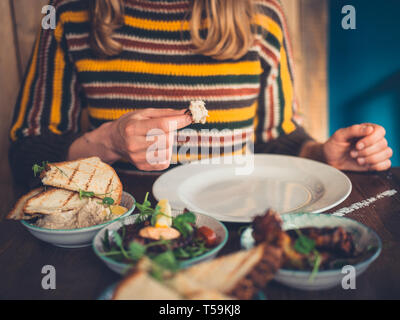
[9,0,392,188]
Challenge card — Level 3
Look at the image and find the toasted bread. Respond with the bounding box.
[24,188,88,215]
[174,245,265,294]
[187,290,234,300]
[6,188,44,220]
[112,271,182,300]
[40,157,122,204]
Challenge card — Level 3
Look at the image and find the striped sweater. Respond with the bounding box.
[9,0,312,184]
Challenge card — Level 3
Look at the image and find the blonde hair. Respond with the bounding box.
[89,0,256,60]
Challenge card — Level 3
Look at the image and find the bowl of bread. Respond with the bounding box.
[7,157,135,248]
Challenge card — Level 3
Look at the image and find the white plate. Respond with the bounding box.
[153,155,352,222]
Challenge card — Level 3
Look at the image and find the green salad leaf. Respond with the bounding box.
[172,211,196,238]
[293,229,321,281]
[128,242,146,261]
[294,234,316,254]
[32,161,48,177]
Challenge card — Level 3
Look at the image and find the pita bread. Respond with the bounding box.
[24,188,88,215]
[6,188,44,220]
[112,271,182,300]
[40,157,122,204]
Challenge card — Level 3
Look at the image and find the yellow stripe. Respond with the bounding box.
[88,104,256,123]
[254,13,283,44]
[172,144,247,163]
[76,59,262,77]
[280,47,296,134]
[254,13,295,134]
[48,45,66,135]
[10,34,41,141]
[56,10,205,34]
[208,103,257,123]
[125,16,192,32]
[254,14,283,44]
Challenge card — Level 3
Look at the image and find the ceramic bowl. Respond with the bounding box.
[241,213,382,291]
[21,192,135,248]
[93,211,229,275]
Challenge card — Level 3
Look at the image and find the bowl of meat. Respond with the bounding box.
[93,193,228,275]
[241,212,382,291]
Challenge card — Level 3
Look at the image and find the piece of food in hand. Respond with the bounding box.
[6,188,44,220]
[23,188,88,215]
[187,100,208,124]
[39,157,122,204]
[139,226,181,241]
[155,199,172,228]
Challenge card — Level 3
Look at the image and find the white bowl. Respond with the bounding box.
[21,192,135,248]
[93,212,229,275]
[241,213,382,291]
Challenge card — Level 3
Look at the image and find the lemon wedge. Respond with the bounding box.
[110,205,128,216]
[155,199,172,228]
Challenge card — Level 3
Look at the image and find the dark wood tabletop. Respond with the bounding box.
[1,168,400,300]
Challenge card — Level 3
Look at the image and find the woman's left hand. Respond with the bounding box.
[323,123,393,171]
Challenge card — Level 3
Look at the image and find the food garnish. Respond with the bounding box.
[32,161,49,177]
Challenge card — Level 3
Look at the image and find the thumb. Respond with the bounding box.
[333,124,374,142]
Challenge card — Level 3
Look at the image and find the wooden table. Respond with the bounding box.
[1,169,399,300]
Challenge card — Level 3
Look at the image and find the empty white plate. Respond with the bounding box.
[153,155,352,222]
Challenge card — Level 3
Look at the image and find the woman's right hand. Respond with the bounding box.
[109,108,192,170]
[68,108,192,171]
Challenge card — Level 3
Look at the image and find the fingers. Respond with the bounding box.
[368,159,392,171]
[132,115,192,136]
[351,138,388,158]
[136,108,187,118]
[332,124,374,142]
[132,147,172,171]
[355,125,386,150]
[356,147,393,166]
[125,134,172,153]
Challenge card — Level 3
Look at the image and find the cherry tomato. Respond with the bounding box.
[197,226,218,247]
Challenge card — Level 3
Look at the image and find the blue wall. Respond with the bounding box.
[329,0,400,166]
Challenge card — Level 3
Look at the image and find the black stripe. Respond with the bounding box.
[70,49,260,64]
[79,72,260,86]
[124,4,189,21]
[86,97,257,110]
[41,35,57,134]
[89,117,254,131]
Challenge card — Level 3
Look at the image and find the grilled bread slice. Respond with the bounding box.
[40,157,122,204]
[172,245,265,294]
[112,271,182,300]
[23,188,88,215]
[168,243,282,300]
[6,188,44,220]
[111,244,279,300]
